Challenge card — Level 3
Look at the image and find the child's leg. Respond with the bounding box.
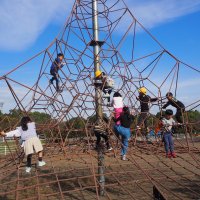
[38,151,43,161]
[27,154,32,167]
[163,134,169,154]
[95,132,101,147]
[102,133,110,149]
[120,127,130,156]
[55,73,60,91]
[121,136,125,156]
[168,134,174,153]
[175,109,183,123]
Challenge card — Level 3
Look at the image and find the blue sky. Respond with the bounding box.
[0,0,200,113]
[0,0,200,69]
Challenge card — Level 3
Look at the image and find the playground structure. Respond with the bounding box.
[0,0,200,199]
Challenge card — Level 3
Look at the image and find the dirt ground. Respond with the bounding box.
[0,136,200,200]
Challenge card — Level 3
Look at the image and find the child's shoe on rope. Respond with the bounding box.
[25,167,31,173]
[121,155,127,161]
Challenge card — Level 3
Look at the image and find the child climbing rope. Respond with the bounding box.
[0,116,46,173]
[112,91,123,143]
[49,53,65,92]
[136,87,158,132]
[162,92,185,123]
[114,106,135,160]
[161,109,178,158]
[94,70,114,103]
[94,117,112,151]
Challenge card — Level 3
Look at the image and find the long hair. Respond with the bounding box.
[21,116,32,131]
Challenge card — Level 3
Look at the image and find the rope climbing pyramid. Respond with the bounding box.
[0,0,200,199]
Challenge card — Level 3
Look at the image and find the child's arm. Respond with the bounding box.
[162,101,170,109]
[150,97,158,102]
[0,129,21,138]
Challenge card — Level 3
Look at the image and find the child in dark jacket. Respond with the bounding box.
[162,92,185,123]
[114,107,134,160]
[49,53,65,92]
[136,87,158,132]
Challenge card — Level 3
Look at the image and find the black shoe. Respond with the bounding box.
[49,79,53,84]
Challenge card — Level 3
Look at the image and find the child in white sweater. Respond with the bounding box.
[0,116,46,173]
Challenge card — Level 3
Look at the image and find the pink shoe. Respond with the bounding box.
[171,152,176,158]
[166,153,171,158]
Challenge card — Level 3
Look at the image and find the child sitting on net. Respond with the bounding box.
[161,109,179,158]
[0,116,46,173]
[94,70,114,103]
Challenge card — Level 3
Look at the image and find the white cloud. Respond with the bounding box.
[0,0,73,51]
[127,0,200,28]
[0,0,200,51]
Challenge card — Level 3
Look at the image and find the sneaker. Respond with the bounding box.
[121,155,126,161]
[25,167,31,173]
[136,126,141,130]
[38,161,46,167]
[166,153,171,158]
[49,79,53,84]
[171,152,176,158]
[107,147,113,151]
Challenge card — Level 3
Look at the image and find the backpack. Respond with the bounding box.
[106,76,114,88]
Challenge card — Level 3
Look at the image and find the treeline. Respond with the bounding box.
[0,109,199,135]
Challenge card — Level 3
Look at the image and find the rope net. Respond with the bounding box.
[0,0,200,199]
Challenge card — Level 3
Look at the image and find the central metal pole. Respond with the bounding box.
[92,0,103,119]
[92,0,105,196]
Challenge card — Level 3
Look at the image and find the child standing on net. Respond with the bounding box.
[161,109,177,158]
[0,116,46,173]
[114,106,135,161]
[136,87,158,132]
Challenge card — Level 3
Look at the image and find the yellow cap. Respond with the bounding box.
[95,70,102,77]
[138,87,147,94]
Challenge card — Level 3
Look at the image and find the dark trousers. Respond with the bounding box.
[137,112,148,129]
[95,131,110,149]
[27,154,32,167]
[163,132,174,154]
[175,108,185,123]
[50,70,59,90]
[103,87,112,102]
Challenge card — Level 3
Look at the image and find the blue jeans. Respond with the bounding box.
[163,132,174,154]
[115,125,131,156]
